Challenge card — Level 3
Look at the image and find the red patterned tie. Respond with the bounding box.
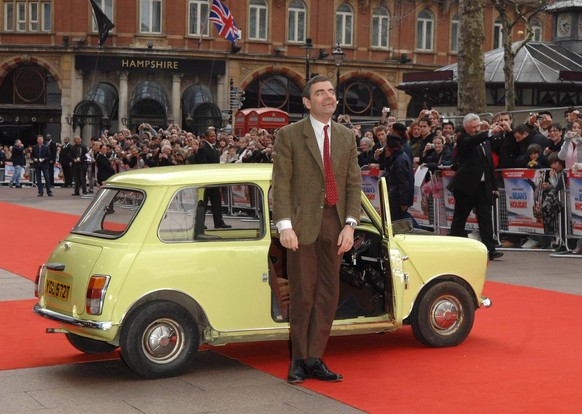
[323,125,338,206]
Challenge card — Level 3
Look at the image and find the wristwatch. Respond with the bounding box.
[346,221,357,229]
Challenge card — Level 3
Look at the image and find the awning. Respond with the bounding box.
[72,82,118,129]
[127,81,169,128]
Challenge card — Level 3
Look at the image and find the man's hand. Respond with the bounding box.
[280,228,299,252]
[337,225,355,255]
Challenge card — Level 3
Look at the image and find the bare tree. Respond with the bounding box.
[457,0,487,114]
[491,0,548,111]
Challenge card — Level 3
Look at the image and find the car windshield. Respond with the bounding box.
[73,188,145,238]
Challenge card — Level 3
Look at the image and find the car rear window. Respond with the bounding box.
[73,188,145,238]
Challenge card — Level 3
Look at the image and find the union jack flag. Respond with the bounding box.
[209,0,241,44]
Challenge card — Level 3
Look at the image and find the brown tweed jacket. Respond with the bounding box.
[272,117,362,245]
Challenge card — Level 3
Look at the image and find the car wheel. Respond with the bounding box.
[65,333,119,354]
[410,281,475,347]
[120,301,200,379]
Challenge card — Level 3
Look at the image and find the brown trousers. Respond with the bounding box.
[287,205,342,360]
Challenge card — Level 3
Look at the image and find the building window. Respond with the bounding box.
[531,18,542,41]
[371,6,389,49]
[188,0,209,36]
[336,3,353,46]
[287,0,306,43]
[3,1,51,32]
[451,14,459,53]
[493,18,503,49]
[249,0,268,40]
[91,0,114,33]
[140,0,162,34]
[416,10,434,51]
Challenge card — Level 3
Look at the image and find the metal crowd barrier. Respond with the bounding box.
[415,169,580,252]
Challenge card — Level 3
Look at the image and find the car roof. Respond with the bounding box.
[105,164,274,187]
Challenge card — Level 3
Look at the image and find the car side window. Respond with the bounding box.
[158,184,265,242]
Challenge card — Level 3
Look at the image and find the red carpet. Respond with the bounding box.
[0,299,119,370]
[2,203,582,412]
[0,202,78,281]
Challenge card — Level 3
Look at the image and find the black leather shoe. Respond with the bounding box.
[489,251,504,260]
[215,223,232,229]
[305,359,343,382]
[287,359,306,384]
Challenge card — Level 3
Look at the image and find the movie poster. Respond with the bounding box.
[568,170,582,236]
[502,169,545,234]
[409,166,430,226]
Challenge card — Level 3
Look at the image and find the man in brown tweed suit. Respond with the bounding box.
[272,75,361,383]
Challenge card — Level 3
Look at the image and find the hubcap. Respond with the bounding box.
[142,318,185,363]
[430,295,463,335]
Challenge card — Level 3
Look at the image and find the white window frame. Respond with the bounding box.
[532,19,542,42]
[336,3,353,47]
[4,3,14,31]
[493,18,503,49]
[416,10,434,51]
[188,0,209,36]
[140,0,162,34]
[29,2,39,31]
[41,1,50,32]
[249,0,268,41]
[450,14,459,53]
[91,0,114,33]
[17,2,26,32]
[287,0,306,43]
[371,6,390,49]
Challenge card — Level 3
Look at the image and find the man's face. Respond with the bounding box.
[549,127,562,143]
[419,121,431,137]
[37,137,44,145]
[514,131,529,142]
[206,131,216,144]
[464,119,481,136]
[376,129,387,144]
[303,81,337,122]
[442,124,454,136]
[499,114,512,125]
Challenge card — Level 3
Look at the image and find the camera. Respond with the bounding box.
[382,107,390,114]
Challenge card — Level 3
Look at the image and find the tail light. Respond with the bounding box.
[34,265,46,298]
[86,275,111,315]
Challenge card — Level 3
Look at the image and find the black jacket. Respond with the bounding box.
[449,130,497,203]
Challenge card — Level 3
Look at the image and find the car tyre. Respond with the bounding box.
[65,333,119,354]
[120,301,200,379]
[410,281,475,347]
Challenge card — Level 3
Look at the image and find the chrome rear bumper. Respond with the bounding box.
[33,303,112,330]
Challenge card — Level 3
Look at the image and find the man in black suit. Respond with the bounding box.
[449,113,504,260]
[60,137,73,187]
[195,128,231,229]
[31,135,53,196]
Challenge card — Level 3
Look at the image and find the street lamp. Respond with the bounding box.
[331,42,344,95]
[301,38,314,80]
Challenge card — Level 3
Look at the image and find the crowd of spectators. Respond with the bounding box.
[2,104,581,251]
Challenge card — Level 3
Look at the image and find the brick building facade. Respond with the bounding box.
[0,0,552,145]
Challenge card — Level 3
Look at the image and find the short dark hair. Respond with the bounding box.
[302,75,332,98]
[514,124,531,135]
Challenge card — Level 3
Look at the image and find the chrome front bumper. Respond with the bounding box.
[480,296,492,308]
[33,303,113,330]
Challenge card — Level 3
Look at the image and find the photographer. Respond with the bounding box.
[448,113,504,261]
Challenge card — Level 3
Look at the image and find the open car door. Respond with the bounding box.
[377,177,407,324]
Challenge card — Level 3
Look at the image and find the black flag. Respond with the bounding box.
[89,0,115,47]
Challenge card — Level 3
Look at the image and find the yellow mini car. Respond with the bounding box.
[34,164,491,379]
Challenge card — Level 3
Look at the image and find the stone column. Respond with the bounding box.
[118,71,129,129]
[172,73,183,127]
[216,74,226,110]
